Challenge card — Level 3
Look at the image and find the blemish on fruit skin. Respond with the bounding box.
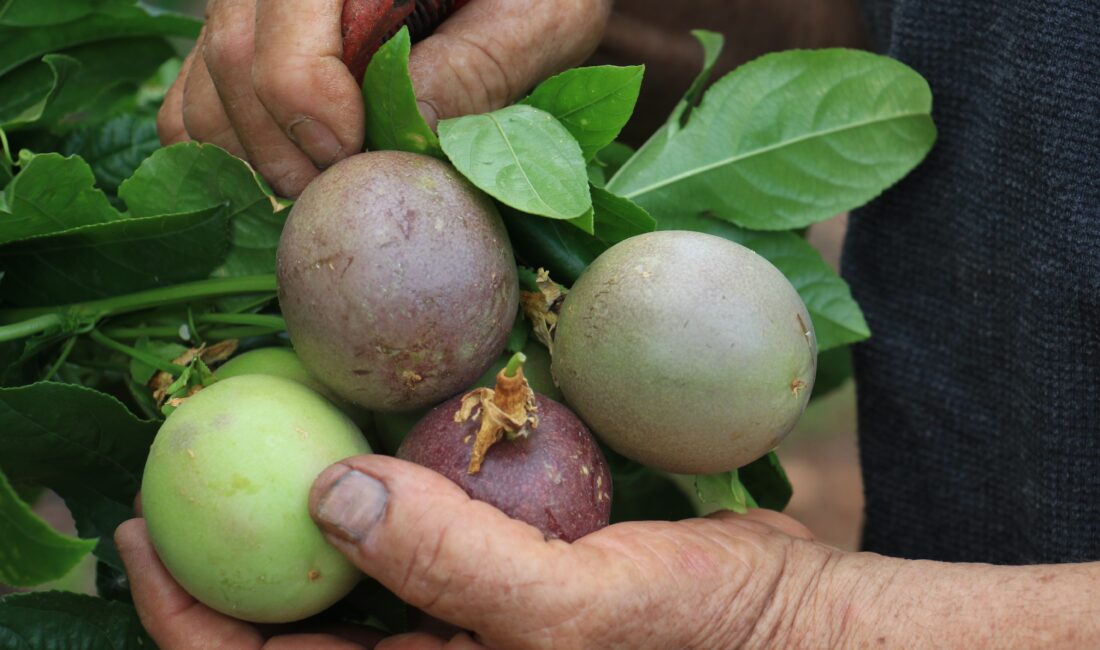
[308,569,322,582]
[186,449,196,459]
[790,378,807,397]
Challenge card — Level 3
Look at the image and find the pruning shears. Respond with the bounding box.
[341,0,473,81]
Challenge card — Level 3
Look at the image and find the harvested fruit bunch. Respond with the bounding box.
[399,354,612,541]
[277,150,519,413]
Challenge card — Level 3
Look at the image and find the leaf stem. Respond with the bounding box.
[0,314,63,342]
[197,313,286,330]
[88,330,187,374]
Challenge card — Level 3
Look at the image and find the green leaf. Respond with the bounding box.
[607,49,937,231]
[0,206,231,307]
[591,141,634,183]
[0,153,123,245]
[606,31,722,191]
[0,0,143,26]
[695,470,757,514]
[0,4,199,77]
[121,142,287,277]
[610,466,695,523]
[657,212,869,350]
[521,65,643,161]
[0,591,153,649]
[0,467,97,587]
[0,53,80,129]
[60,113,160,194]
[361,26,442,157]
[37,37,176,130]
[567,207,595,235]
[811,344,853,400]
[501,207,604,284]
[0,382,160,568]
[737,451,793,511]
[590,186,656,246]
[439,105,591,220]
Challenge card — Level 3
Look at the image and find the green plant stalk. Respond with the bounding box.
[503,352,527,377]
[88,330,188,375]
[0,314,64,342]
[43,336,78,381]
[197,313,286,329]
[0,275,277,341]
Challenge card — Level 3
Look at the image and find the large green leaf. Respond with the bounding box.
[439,105,591,220]
[0,4,198,77]
[361,26,442,158]
[0,382,160,568]
[607,49,937,231]
[0,591,153,649]
[658,213,869,351]
[521,65,643,161]
[607,31,723,192]
[0,153,123,246]
[36,37,175,130]
[0,54,80,129]
[60,113,160,194]
[0,467,96,587]
[0,0,144,26]
[0,205,230,307]
[121,142,287,277]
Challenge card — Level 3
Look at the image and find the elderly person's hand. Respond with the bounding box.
[158,0,610,197]
[118,453,1100,649]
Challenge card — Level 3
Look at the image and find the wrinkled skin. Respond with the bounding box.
[141,375,371,623]
[398,394,611,541]
[277,151,519,412]
[553,231,817,474]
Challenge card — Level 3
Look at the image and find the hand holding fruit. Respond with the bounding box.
[158,0,610,197]
[118,455,827,649]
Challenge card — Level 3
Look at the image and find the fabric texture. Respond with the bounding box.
[844,0,1100,563]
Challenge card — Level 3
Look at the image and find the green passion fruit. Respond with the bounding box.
[552,231,817,474]
[141,374,371,623]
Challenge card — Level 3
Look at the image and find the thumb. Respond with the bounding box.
[309,455,595,645]
[409,0,612,127]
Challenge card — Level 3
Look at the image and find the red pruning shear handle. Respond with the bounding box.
[341,0,472,81]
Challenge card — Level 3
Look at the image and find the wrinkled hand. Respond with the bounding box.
[117,455,839,649]
[159,0,610,197]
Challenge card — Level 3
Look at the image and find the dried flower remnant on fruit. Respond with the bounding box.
[149,340,239,406]
[456,353,538,474]
[521,268,567,353]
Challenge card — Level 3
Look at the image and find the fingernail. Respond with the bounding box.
[314,469,388,543]
[288,117,345,169]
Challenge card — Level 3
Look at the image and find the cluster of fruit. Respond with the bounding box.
[141,150,816,623]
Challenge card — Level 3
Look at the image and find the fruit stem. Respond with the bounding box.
[455,354,539,474]
[502,352,526,378]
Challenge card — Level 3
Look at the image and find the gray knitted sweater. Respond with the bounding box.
[844,0,1100,563]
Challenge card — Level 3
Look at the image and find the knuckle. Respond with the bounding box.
[201,26,253,74]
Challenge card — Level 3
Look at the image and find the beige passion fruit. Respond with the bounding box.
[552,231,817,474]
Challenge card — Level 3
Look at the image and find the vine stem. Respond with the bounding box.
[0,314,63,342]
[0,275,277,342]
[503,352,527,377]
